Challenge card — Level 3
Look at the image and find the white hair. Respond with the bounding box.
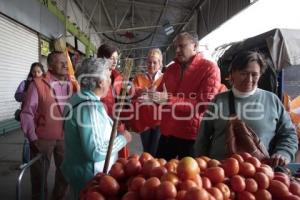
[75,58,111,90]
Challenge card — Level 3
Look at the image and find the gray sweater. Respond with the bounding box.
[194,88,298,162]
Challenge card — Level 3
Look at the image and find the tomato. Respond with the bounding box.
[177,157,200,181]
[192,174,203,187]
[98,175,120,196]
[256,166,274,180]
[141,159,161,178]
[129,176,146,192]
[85,191,105,200]
[221,157,239,177]
[206,187,223,200]
[183,187,209,200]
[195,157,208,171]
[204,167,225,184]
[254,189,272,200]
[245,156,261,168]
[199,156,211,162]
[215,183,231,200]
[274,172,290,187]
[161,172,180,186]
[201,177,212,189]
[139,152,153,166]
[122,191,140,200]
[140,177,160,200]
[245,178,258,193]
[128,153,139,160]
[230,175,246,192]
[285,194,300,200]
[124,158,142,177]
[268,180,290,199]
[290,181,300,196]
[254,172,270,189]
[239,162,256,177]
[150,166,168,179]
[109,162,126,180]
[116,157,128,166]
[237,191,255,200]
[165,161,178,173]
[231,154,244,163]
[176,190,187,200]
[207,159,221,168]
[157,158,167,166]
[240,152,252,160]
[156,181,177,199]
[178,180,198,191]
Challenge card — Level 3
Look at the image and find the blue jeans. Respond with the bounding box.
[140,126,161,156]
[22,138,30,163]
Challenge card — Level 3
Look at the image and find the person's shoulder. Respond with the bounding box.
[215,90,230,101]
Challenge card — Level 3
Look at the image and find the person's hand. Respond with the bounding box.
[147,84,168,104]
[269,153,289,167]
[122,130,132,143]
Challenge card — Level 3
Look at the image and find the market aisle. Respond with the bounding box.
[0,129,143,200]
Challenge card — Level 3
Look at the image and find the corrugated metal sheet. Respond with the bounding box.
[0,15,38,121]
[197,0,251,39]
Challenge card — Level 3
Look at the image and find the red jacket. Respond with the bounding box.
[157,53,221,140]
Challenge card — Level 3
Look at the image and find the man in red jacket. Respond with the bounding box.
[146,32,221,160]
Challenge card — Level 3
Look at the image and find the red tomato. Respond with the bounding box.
[245,156,261,168]
[221,157,239,177]
[150,166,167,179]
[237,191,255,200]
[129,176,146,192]
[124,158,142,177]
[268,180,290,199]
[231,154,244,163]
[140,177,160,200]
[122,191,140,200]
[215,183,231,200]
[245,178,258,193]
[204,167,225,184]
[206,187,223,200]
[239,162,256,177]
[178,180,197,191]
[85,191,105,200]
[240,152,252,160]
[109,162,126,180]
[161,172,180,186]
[254,172,270,189]
[156,181,177,200]
[207,159,221,168]
[141,159,160,178]
[98,175,120,196]
[176,190,187,200]
[290,181,300,196]
[195,157,208,171]
[139,152,153,166]
[183,187,209,200]
[230,175,246,192]
[201,177,212,189]
[254,189,272,200]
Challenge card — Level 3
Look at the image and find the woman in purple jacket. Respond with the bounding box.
[14,62,45,167]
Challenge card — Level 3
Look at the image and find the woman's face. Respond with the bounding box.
[102,69,112,96]
[231,61,261,92]
[147,56,161,75]
[31,65,43,78]
[109,51,119,70]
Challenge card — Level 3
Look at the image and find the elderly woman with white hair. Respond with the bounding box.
[60,58,132,193]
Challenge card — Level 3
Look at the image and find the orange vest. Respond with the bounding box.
[34,73,78,140]
[133,73,163,90]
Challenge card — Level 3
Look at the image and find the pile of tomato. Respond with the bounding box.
[80,152,300,200]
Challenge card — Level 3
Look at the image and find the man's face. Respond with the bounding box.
[49,53,68,76]
[174,37,197,63]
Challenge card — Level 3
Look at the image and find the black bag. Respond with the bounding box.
[14,109,21,121]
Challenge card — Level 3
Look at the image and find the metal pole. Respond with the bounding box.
[16,154,43,200]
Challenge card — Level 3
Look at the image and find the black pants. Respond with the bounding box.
[140,126,161,156]
[156,135,195,160]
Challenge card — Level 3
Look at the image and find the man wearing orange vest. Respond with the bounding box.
[20,51,78,200]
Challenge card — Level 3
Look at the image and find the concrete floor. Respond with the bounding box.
[0,129,143,200]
